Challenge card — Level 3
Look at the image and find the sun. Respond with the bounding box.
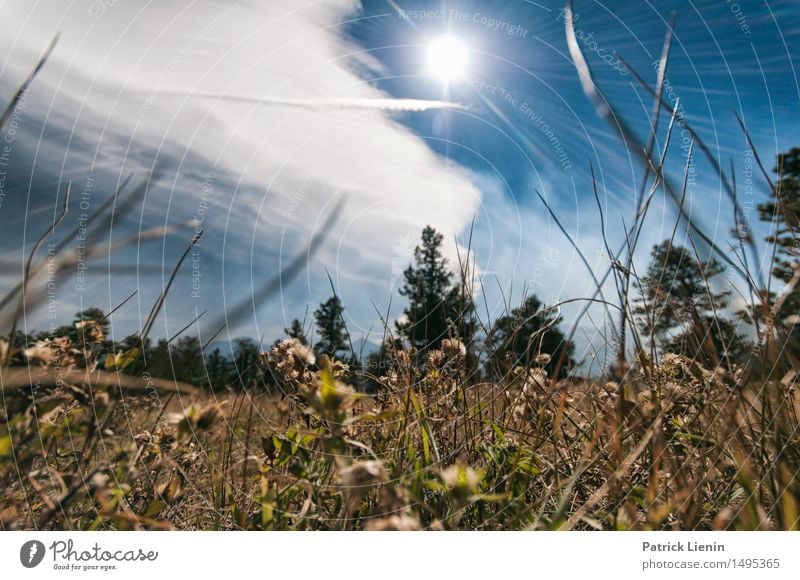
[427,36,470,82]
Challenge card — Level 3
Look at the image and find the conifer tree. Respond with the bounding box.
[397,225,474,351]
[757,147,800,353]
[314,295,349,359]
[489,294,574,378]
[635,240,749,366]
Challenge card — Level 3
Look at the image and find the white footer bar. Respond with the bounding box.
[2,531,798,578]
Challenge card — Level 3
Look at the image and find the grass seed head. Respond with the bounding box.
[75,320,105,343]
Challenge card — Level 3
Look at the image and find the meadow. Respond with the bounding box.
[1,10,799,532]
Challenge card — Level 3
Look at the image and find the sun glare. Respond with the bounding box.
[427,36,470,81]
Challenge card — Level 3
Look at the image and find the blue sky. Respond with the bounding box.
[0,0,798,367]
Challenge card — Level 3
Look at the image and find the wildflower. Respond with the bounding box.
[662,381,684,400]
[75,320,105,343]
[24,338,80,369]
[329,357,350,379]
[338,459,387,489]
[265,338,316,388]
[177,448,200,469]
[427,349,445,369]
[277,338,315,365]
[309,363,358,420]
[384,370,401,391]
[89,472,110,493]
[92,392,110,414]
[49,337,72,351]
[522,368,548,395]
[156,427,176,451]
[441,338,467,361]
[512,402,529,422]
[534,353,551,365]
[394,348,411,369]
[134,431,153,448]
[338,460,387,501]
[23,345,53,366]
[440,463,482,504]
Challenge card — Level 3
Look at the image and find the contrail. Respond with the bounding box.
[159,90,469,112]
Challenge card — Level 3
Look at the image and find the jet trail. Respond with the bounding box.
[159,90,469,112]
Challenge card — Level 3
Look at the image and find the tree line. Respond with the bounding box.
[7,146,800,390]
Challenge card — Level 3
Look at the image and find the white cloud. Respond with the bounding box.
[0,0,484,343]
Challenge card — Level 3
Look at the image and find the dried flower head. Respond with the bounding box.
[441,338,467,361]
[534,353,551,365]
[329,357,350,379]
[522,368,549,396]
[156,427,177,451]
[24,338,80,369]
[75,320,105,343]
[266,338,316,389]
[89,472,110,492]
[23,345,54,366]
[177,449,201,470]
[394,348,411,369]
[134,431,153,448]
[282,338,315,365]
[426,349,445,369]
[338,460,387,498]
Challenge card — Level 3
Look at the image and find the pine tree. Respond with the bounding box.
[230,338,261,390]
[396,226,475,351]
[285,319,308,344]
[396,226,452,351]
[635,240,728,340]
[489,294,574,378]
[365,337,402,376]
[759,147,800,287]
[757,147,800,349]
[635,240,748,366]
[203,347,232,392]
[145,336,204,384]
[314,295,349,359]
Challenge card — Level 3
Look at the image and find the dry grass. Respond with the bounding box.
[1,333,798,531]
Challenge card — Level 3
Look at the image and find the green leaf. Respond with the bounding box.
[0,434,12,458]
[104,347,140,371]
[143,500,167,518]
[515,456,541,476]
[472,493,509,502]
[490,423,505,441]
[36,395,71,415]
